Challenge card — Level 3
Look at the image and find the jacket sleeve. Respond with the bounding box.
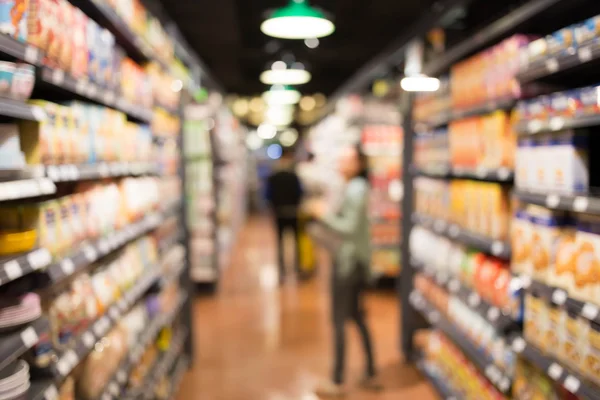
[320,180,367,237]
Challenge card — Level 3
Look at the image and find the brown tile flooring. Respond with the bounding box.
[175,216,437,400]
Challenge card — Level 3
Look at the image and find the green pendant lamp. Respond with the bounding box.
[261,0,335,40]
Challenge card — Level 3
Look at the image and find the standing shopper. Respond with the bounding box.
[266,150,303,282]
[306,145,379,397]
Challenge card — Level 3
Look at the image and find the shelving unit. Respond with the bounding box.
[398,1,600,398]
[0,0,219,398]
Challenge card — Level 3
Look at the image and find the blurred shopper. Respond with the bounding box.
[266,149,303,282]
[306,145,379,396]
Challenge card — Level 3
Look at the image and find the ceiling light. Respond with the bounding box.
[260,69,311,85]
[299,96,316,111]
[262,85,301,105]
[304,38,319,48]
[272,61,287,70]
[400,75,440,92]
[267,144,283,160]
[246,131,264,150]
[313,93,326,107]
[232,98,249,117]
[279,129,299,147]
[257,124,277,139]
[249,97,265,113]
[261,0,335,40]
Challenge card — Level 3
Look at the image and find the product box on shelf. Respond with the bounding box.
[0,0,28,42]
[572,214,600,303]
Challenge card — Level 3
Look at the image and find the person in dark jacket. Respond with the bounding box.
[266,149,303,282]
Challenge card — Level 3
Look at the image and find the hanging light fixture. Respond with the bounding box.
[400,75,440,92]
[260,61,311,85]
[262,85,301,105]
[261,0,335,40]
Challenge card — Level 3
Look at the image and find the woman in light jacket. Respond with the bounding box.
[307,145,379,396]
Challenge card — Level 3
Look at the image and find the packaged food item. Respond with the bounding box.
[573,214,600,303]
[0,0,28,42]
[526,37,549,64]
[579,85,600,116]
[524,292,548,350]
[11,63,35,100]
[545,305,565,358]
[19,100,57,164]
[562,311,587,371]
[71,8,88,78]
[528,205,570,284]
[551,225,577,293]
[547,26,576,55]
[584,321,600,385]
[550,131,588,194]
[575,15,600,45]
[511,209,532,275]
[0,61,15,96]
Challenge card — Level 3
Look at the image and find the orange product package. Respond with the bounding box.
[71,8,88,78]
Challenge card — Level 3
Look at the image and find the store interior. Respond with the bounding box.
[2,0,600,399]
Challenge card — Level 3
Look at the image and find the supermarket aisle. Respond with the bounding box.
[176,216,435,400]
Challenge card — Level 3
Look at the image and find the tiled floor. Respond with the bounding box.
[175,216,436,399]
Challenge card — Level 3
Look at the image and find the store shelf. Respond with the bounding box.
[412,213,511,259]
[0,97,47,120]
[514,113,600,135]
[38,67,153,123]
[517,40,600,84]
[0,178,56,202]
[50,266,162,380]
[409,290,512,394]
[103,294,188,400]
[40,212,163,286]
[27,380,59,400]
[415,99,516,129]
[521,275,600,326]
[412,259,518,333]
[44,162,157,182]
[0,248,52,288]
[415,360,459,400]
[0,33,43,65]
[0,318,49,373]
[511,336,600,400]
[514,189,600,214]
[166,357,190,400]
[414,166,514,183]
[141,329,189,399]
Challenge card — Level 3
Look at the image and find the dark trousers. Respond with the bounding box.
[275,216,300,277]
[331,265,375,384]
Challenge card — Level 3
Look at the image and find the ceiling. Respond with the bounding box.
[158,0,436,96]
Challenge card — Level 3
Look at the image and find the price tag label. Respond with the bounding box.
[527,120,543,133]
[573,197,589,213]
[31,106,47,121]
[44,385,59,400]
[487,307,500,322]
[83,245,97,262]
[104,91,115,104]
[546,58,559,73]
[549,116,565,131]
[491,241,505,257]
[60,259,75,275]
[24,46,39,64]
[117,370,127,383]
[4,260,22,280]
[29,249,51,270]
[552,289,568,305]
[109,383,119,396]
[98,239,110,255]
[59,165,71,181]
[476,166,488,178]
[546,194,560,208]
[99,163,110,177]
[497,167,510,181]
[87,84,97,98]
[82,331,95,348]
[582,303,600,321]
[548,362,563,380]
[39,179,55,194]
[75,79,87,94]
[52,69,65,85]
[20,326,39,348]
[433,219,446,233]
[448,225,460,238]
[564,375,581,394]
[499,377,510,393]
[512,337,526,353]
[520,274,532,289]
[578,46,592,62]
[468,292,481,307]
[47,165,60,181]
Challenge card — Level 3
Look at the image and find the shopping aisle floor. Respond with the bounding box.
[176,216,436,400]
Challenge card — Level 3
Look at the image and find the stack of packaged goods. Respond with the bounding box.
[0,0,192,398]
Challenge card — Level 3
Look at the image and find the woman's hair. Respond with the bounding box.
[355,144,370,180]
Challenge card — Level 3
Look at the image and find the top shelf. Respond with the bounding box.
[68,0,170,72]
[517,40,600,84]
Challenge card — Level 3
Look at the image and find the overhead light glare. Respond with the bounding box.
[400,75,440,92]
[262,85,301,105]
[272,61,287,70]
[279,129,299,147]
[261,0,335,40]
[304,38,319,48]
[260,69,311,85]
[257,124,277,139]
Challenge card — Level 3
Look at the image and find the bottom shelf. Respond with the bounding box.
[165,357,189,400]
[415,360,459,400]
